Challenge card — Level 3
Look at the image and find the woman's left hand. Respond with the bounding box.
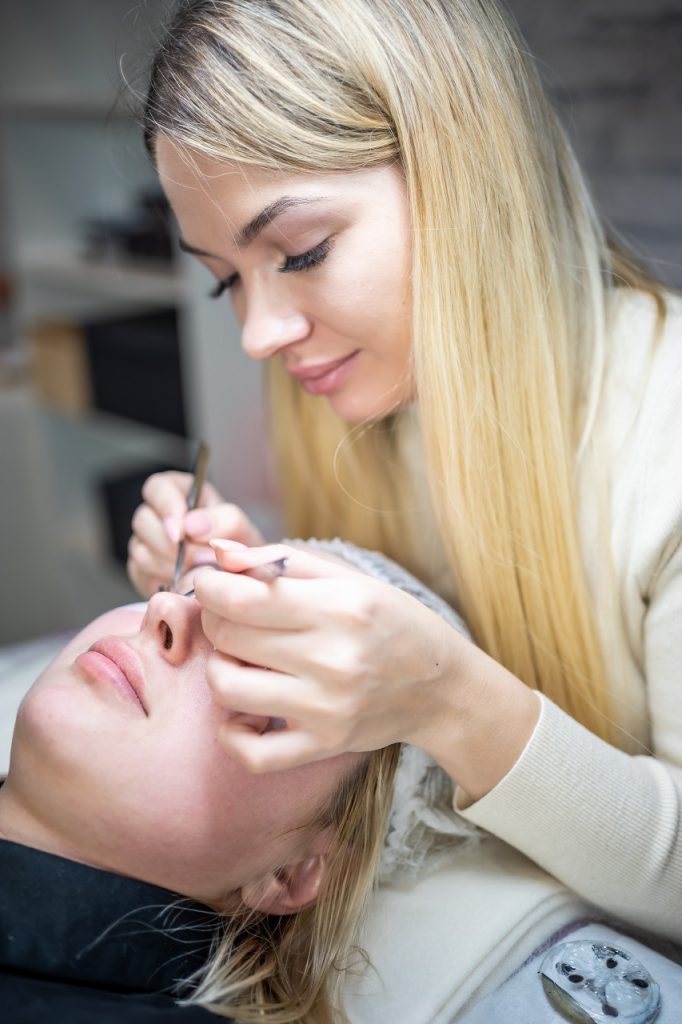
[194,541,473,773]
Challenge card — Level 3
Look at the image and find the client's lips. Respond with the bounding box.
[78,638,148,715]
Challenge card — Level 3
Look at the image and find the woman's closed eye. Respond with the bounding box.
[208,237,334,299]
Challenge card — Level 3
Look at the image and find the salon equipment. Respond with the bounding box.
[540,938,660,1023]
[170,442,210,592]
[456,921,679,1024]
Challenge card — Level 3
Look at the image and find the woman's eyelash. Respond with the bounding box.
[207,238,334,299]
[208,276,236,300]
[280,238,333,275]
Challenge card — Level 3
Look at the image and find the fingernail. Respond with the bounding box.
[185,509,212,538]
[210,538,248,552]
[163,517,181,544]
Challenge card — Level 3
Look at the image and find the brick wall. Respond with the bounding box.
[508,0,682,287]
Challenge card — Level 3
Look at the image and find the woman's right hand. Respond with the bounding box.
[127,470,265,598]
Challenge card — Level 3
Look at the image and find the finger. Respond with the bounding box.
[181,541,221,569]
[140,472,225,544]
[211,541,361,580]
[127,558,155,599]
[196,570,315,631]
[127,535,175,588]
[203,614,313,678]
[127,556,166,599]
[184,503,265,546]
[130,503,176,559]
[176,556,225,595]
[141,471,194,521]
[217,721,328,773]
[208,659,315,718]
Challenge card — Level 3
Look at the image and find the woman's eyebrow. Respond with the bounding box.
[178,195,329,258]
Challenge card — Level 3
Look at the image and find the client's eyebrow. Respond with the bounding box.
[178,195,329,258]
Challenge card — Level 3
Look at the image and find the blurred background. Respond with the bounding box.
[0,0,278,651]
[0,0,680,648]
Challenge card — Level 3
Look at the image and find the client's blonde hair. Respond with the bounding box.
[182,744,400,1023]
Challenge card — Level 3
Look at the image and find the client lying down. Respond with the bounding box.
[0,542,466,1024]
[5,541,679,1024]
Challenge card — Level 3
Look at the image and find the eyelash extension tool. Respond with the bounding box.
[169,441,210,593]
[181,557,289,597]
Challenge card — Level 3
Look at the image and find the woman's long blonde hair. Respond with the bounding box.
[145,12,667,1009]
[145,0,666,746]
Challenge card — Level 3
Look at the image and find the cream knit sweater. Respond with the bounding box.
[344,289,682,1024]
[453,289,682,940]
[346,290,679,1024]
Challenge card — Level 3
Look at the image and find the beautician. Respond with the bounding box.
[128,0,682,1000]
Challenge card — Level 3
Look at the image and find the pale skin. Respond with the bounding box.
[128,136,541,802]
[0,591,361,913]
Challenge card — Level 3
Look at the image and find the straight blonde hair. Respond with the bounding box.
[145,1,669,1018]
[146,0,666,748]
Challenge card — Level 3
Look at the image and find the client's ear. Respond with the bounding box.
[240,830,335,916]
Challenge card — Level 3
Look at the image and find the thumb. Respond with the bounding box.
[184,503,264,546]
[211,540,363,580]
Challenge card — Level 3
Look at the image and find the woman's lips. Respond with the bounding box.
[287,351,360,397]
[75,638,148,715]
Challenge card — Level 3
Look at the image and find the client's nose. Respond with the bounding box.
[144,591,203,666]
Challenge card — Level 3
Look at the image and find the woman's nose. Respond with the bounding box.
[144,591,203,666]
[240,289,311,361]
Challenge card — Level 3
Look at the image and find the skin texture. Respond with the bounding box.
[0,591,360,912]
[195,542,540,804]
[156,136,414,424]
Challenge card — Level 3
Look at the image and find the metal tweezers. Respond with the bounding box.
[166,440,289,596]
[169,441,210,593]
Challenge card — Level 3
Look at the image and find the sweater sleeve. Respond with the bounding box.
[454,338,682,942]
[453,689,682,941]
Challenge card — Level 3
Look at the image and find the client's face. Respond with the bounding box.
[2,591,358,910]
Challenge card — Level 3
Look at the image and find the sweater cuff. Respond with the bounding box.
[451,693,682,939]
[452,692,621,824]
[452,692,605,826]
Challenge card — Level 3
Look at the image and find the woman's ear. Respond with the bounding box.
[240,828,336,916]
[241,855,325,915]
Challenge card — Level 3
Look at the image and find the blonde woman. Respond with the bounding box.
[128,0,682,1017]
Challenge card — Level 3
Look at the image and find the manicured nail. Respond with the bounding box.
[210,538,248,552]
[185,509,212,538]
[163,517,181,544]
